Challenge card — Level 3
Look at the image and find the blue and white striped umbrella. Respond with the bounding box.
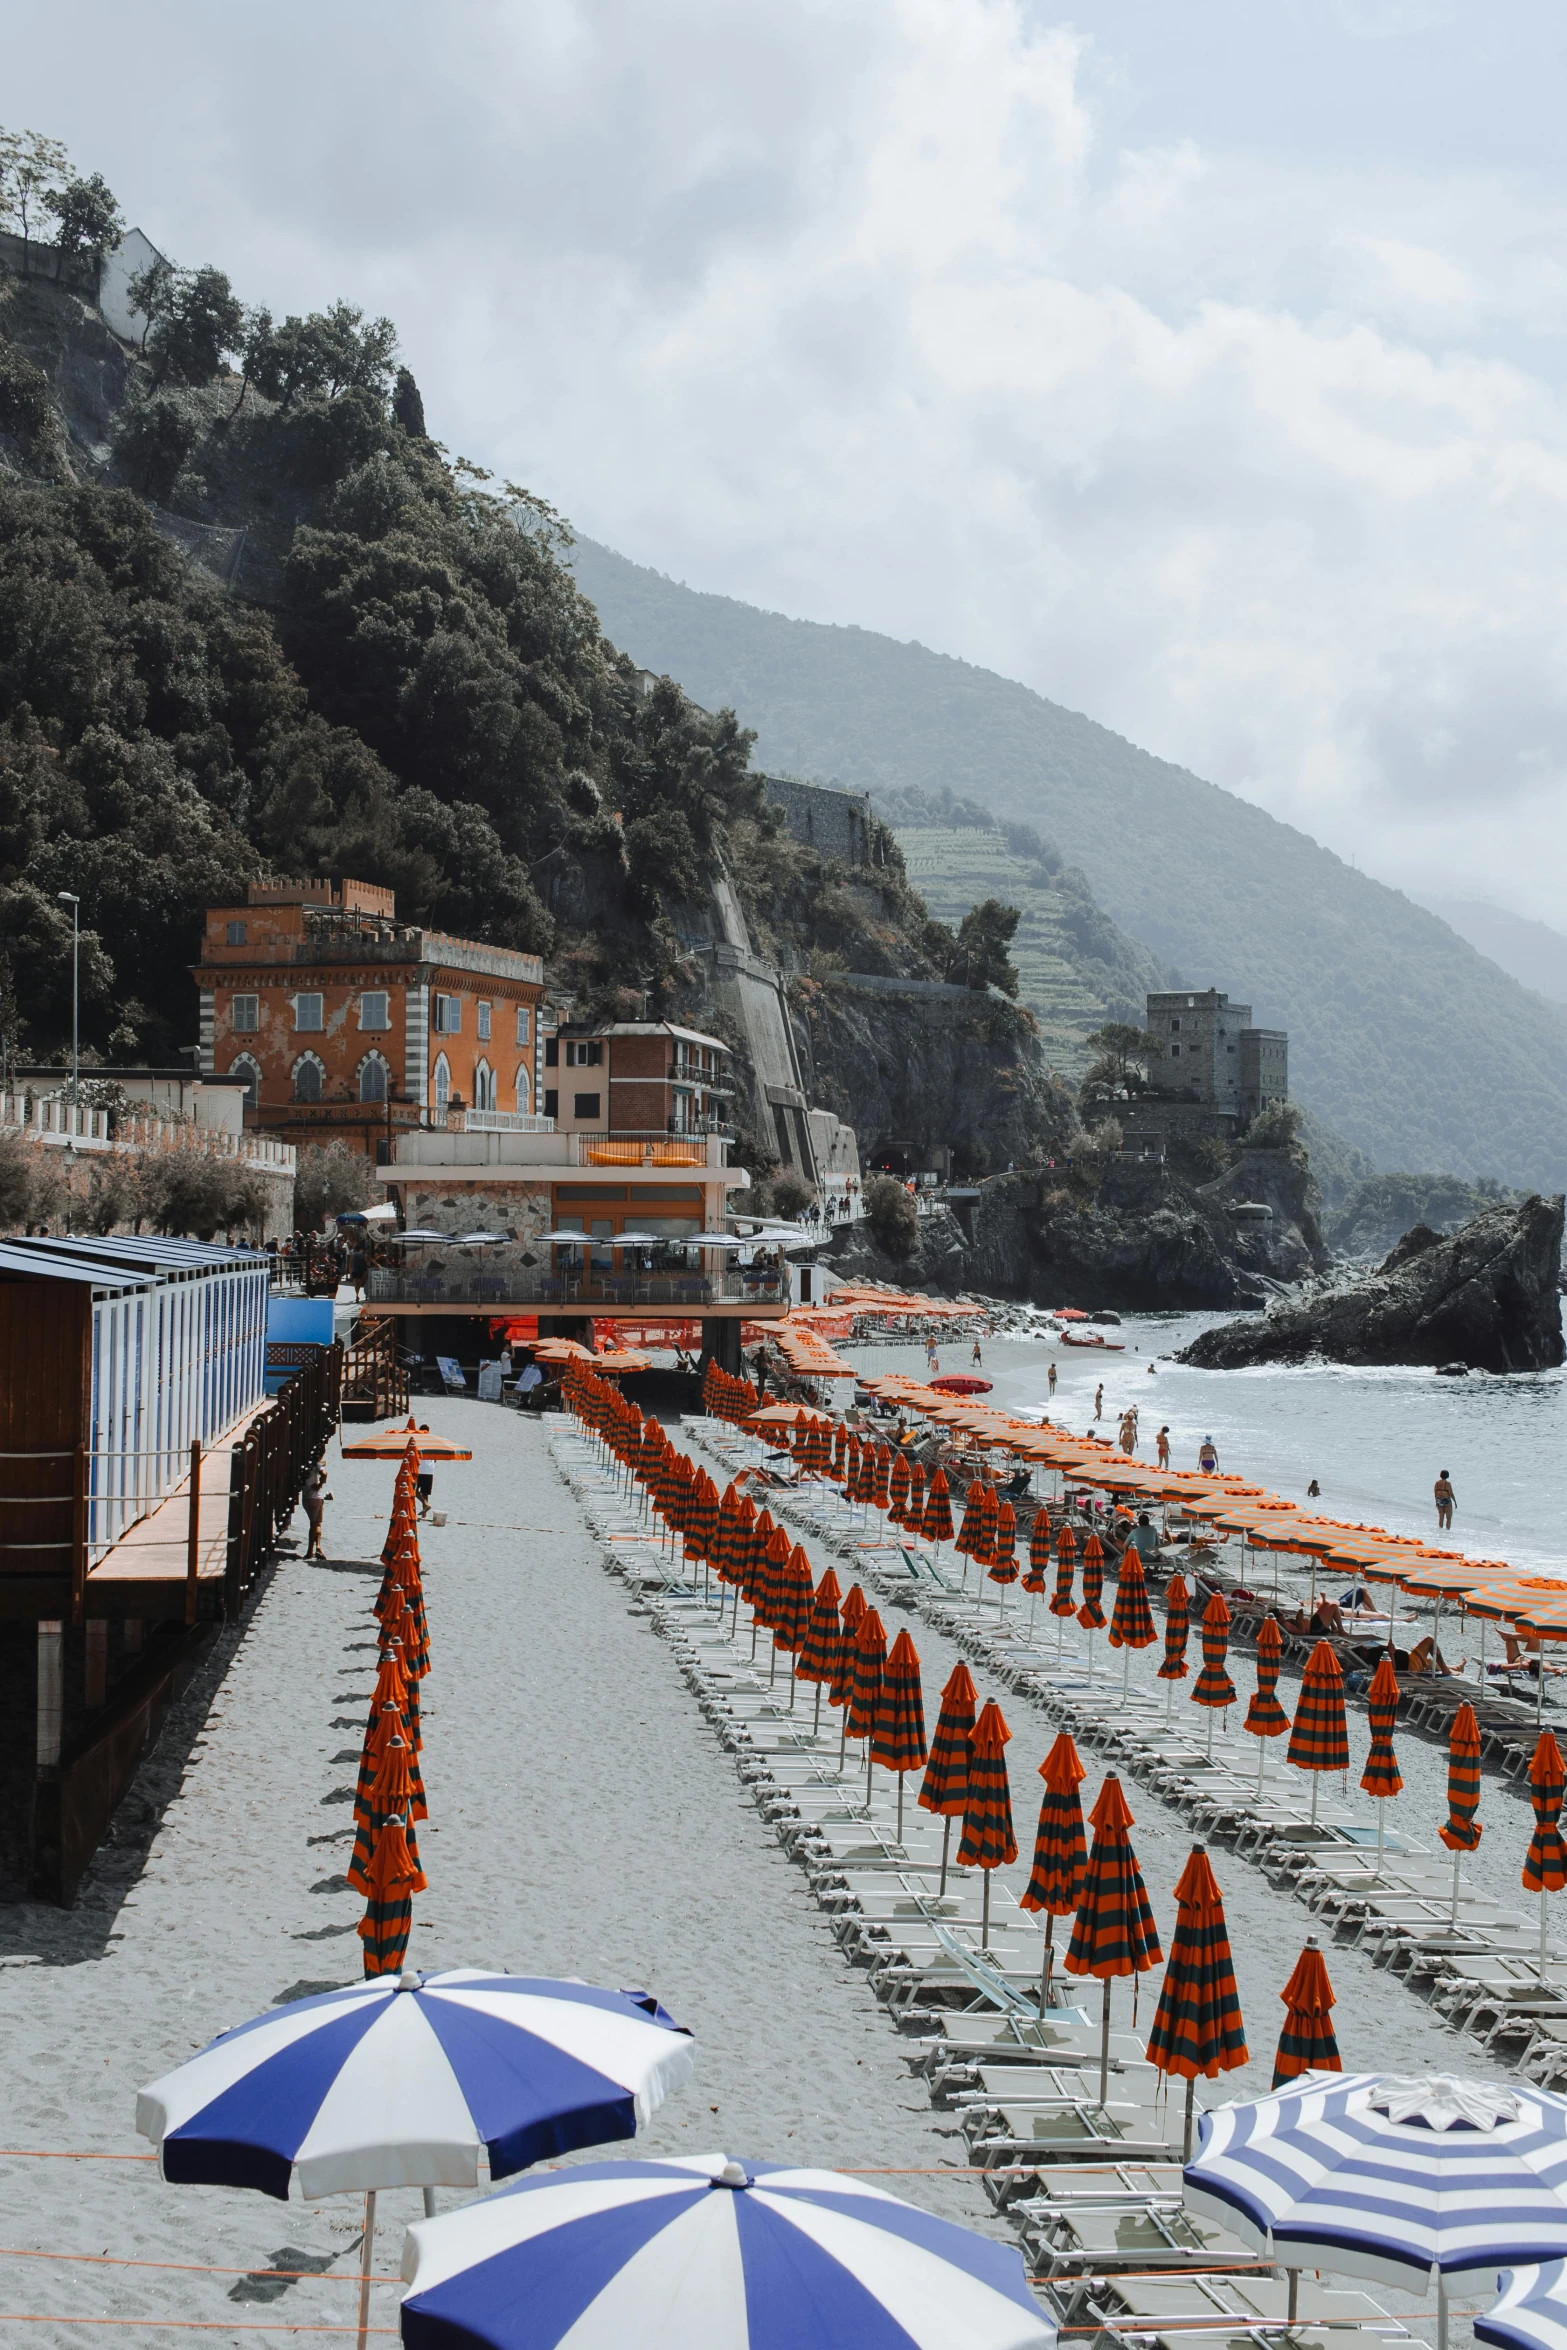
[1478,2262,1567,2350]
[1185,2073,1567,2290]
[136,1970,694,2200]
[398,2152,1055,2350]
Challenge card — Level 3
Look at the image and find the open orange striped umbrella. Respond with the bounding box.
[795,1566,843,1737]
[357,1814,424,1979]
[918,1659,976,1893]
[1065,1773,1163,2102]
[1361,1654,1402,1874]
[872,1628,929,1838]
[1159,1573,1190,1690]
[342,1419,472,1460]
[921,1468,954,1550]
[1273,1936,1341,2086]
[957,1699,1017,1949]
[1287,1638,1348,1822]
[1146,1843,1248,2155]
[1020,1730,1087,2012]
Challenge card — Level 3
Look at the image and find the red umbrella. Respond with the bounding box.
[929,1374,992,1394]
[1244,1614,1290,1793]
[1019,1730,1087,2012]
[957,1699,1017,1949]
[1145,1843,1248,2155]
[1273,1936,1341,2086]
[1065,1772,1163,2101]
[1361,1654,1403,1874]
[921,1468,953,1552]
[794,1566,844,1736]
[872,1628,929,1839]
[1287,1638,1349,1826]
[918,1659,976,1894]
[1439,1700,1483,1922]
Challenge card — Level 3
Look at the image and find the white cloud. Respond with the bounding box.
[14,0,1567,918]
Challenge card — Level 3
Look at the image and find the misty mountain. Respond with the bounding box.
[1415,897,1567,1011]
[568,536,1567,1192]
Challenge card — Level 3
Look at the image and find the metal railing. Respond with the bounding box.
[366,1264,785,1309]
[0,1093,295,1172]
[462,1109,556,1134]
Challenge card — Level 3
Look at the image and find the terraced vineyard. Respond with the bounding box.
[892,821,1166,1086]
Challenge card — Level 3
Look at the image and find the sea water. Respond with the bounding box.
[912,1310,1567,1579]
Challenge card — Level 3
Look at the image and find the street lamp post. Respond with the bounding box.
[56,893,79,1135]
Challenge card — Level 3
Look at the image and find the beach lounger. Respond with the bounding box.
[1019,2194,1266,2280]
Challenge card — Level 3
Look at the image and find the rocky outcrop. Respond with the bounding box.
[1178,1195,1565,1374]
[1192,1144,1326,1284]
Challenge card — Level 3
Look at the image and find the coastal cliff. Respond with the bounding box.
[1178,1194,1565,1374]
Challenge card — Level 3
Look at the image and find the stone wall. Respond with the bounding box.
[762,776,883,868]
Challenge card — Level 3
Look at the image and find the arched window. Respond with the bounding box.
[293,1054,324,1103]
[432,1053,451,1113]
[473,1060,496,1111]
[358,1053,389,1104]
[514,1062,531,1115]
[229,1053,262,1108]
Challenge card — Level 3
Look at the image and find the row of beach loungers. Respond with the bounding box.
[546,1414,1430,2350]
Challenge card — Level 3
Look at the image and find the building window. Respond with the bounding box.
[359,1054,389,1103]
[294,993,324,1032]
[229,1054,262,1107]
[516,1005,531,1047]
[544,1037,559,1067]
[433,1053,451,1112]
[1170,1044,1181,1059]
[514,1063,531,1114]
[566,1040,602,1067]
[231,994,259,1033]
[433,995,462,1034]
[359,991,390,1031]
[474,1060,496,1110]
[225,920,247,946]
[574,1091,601,1119]
[477,1001,492,1041]
[1170,1018,1180,1033]
[293,1055,324,1102]
[543,1087,558,1118]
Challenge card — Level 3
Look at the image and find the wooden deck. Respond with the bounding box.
[84,1400,276,1617]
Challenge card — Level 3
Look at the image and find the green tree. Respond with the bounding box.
[149,265,245,386]
[1082,1022,1158,1098]
[0,129,69,272]
[42,171,122,273]
[0,344,53,449]
[294,1139,371,1231]
[125,254,175,352]
[865,1173,919,1257]
[392,365,426,437]
[1245,1099,1302,1149]
[113,396,198,498]
[953,898,1021,994]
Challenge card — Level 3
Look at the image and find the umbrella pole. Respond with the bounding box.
[1451,1848,1462,1926]
[1039,1912,1055,2017]
[1543,1885,1550,1970]
[1165,1672,1175,1724]
[813,1680,823,1737]
[770,1638,778,1686]
[1098,1978,1112,2105]
[790,1656,798,1711]
[1182,2075,1196,2163]
[866,1749,874,1809]
[422,2188,437,2218]
[1375,1798,1385,1879]
[1256,1732,1266,1795]
[356,2190,377,2350]
[1287,2271,1299,2325]
[1438,2272,1449,2350]
[939,1813,952,1897]
[897,1771,905,1844]
[1206,1704,1215,1760]
[1122,1646,1131,1705]
[1539,1652,1547,1728]
[1310,1772,1320,1826]
[981,1866,992,1950]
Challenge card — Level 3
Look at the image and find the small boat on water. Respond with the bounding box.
[1059,1329,1125,1350]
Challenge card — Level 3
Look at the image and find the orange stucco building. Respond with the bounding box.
[193,879,547,1159]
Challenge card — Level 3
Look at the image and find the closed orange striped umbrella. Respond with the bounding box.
[954,1480,986,1570]
[832,1422,848,1481]
[1051,1524,1078,1620]
[889,1449,911,1526]
[872,1628,929,1838]
[1246,1615,1290,1738]
[1146,1843,1247,2154]
[975,1482,1000,1572]
[988,1501,1018,1591]
[357,1814,423,1980]
[1191,1591,1236,1714]
[795,1566,843,1736]
[1020,1730,1088,2011]
[355,1698,426,1826]
[1108,1549,1156,1649]
[1023,1507,1052,1596]
[1159,1573,1190,1686]
[902,1457,926,1535]
[831,1584,867,1707]
[872,1444,893,1514]
[957,1699,1017,1948]
[921,1468,954,1549]
[1525,1730,1567,1892]
[1077,1532,1107,1633]
[771,1542,814,1694]
[1287,1639,1349,1826]
[348,1731,427,1895]
[844,1606,886,1746]
[1065,1773,1163,2101]
[1361,1654,1403,1803]
[1438,1701,1483,1862]
[1273,1937,1341,2086]
[918,1659,976,1894]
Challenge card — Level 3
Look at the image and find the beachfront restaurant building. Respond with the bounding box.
[0,1236,322,1902]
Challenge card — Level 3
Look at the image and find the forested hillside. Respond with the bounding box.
[569,538,1567,1191]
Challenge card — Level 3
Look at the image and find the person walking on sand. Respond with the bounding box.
[302,1459,332,1559]
[1434,1469,1456,1530]
[1094,1382,1103,1421]
[1198,1435,1219,1474]
[1047,1361,1057,1396]
[1156,1425,1170,1470]
[972,1337,983,1366]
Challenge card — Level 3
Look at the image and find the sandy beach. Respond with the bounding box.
[0,1362,1552,2347]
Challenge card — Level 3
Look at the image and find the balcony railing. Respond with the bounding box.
[462,1110,556,1134]
[365,1264,785,1310]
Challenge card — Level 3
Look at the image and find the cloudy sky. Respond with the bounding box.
[13,1,1567,916]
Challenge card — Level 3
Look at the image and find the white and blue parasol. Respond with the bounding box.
[1185,2072,1567,2294]
[399,2152,1055,2350]
[137,1969,694,2200]
[1479,2263,1567,2350]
